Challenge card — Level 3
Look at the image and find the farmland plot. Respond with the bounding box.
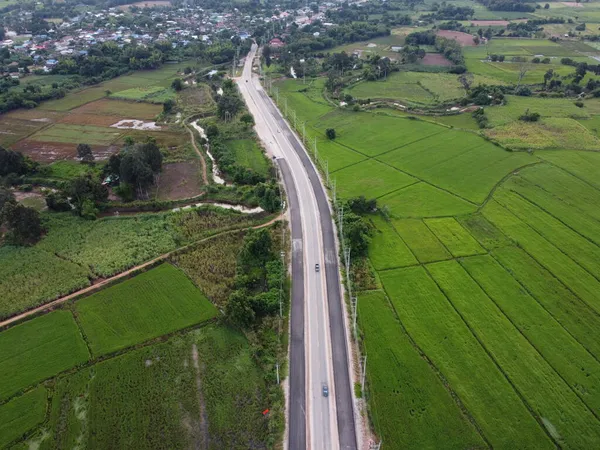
[75,264,218,355]
[379,182,476,217]
[0,386,47,448]
[368,215,417,270]
[427,260,600,448]
[538,150,600,190]
[494,189,600,278]
[424,217,485,257]
[391,219,451,263]
[457,214,513,250]
[492,246,600,360]
[333,158,416,199]
[461,255,600,415]
[40,325,268,449]
[380,267,553,449]
[0,310,89,400]
[0,245,90,320]
[482,200,600,315]
[358,290,486,449]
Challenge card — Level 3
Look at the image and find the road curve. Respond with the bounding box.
[237,44,358,450]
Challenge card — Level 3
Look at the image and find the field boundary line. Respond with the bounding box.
[374,159,479,206]
[490,251,600,364]
[540,159,600,194]
[0,215,283,330]
[422,218,465,260]
[509,188,600,251]
[490,200,600,307]
[422,264,560,447]
[477,160,543,210]
[376,282,493,447]
[370,129,448,159]
[458,257,600,423]
[373,181,420,200]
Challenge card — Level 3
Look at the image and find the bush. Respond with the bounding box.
[575,101,584,108]
[519,109,541,122]
[326,128,336,140]
[515,86,532,96]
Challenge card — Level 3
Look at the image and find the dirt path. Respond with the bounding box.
[192,343,210,448]
[186,123,209,185]
[0,215,283,330]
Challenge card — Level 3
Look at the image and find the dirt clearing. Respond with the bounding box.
[59,113,125,127]
[436,30,477,46]
[72,99,161,120]
[422,53,453,66]
[155,161,203,200]
[469,20,510,26]
[13,140,116,162]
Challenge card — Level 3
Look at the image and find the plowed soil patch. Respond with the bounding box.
[59,113,124,127]
[13,140,117,162]
[436,30,477,46]
[72,99,161,119]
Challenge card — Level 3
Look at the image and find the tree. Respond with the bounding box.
[516,62,529,88]
[326,128,336,140]
[217,93,242,119]
[0,187,15,211]
[68,174,108,218]
[477,28,484,37]
[226,289,255,328]
[163,99,175,114]
[239,229,272,269]
[119,141,163,199]
[458,72,474,91]
[544,3,550,8]
[77,143,94,163]
[0,147,31,176]
[206,124,219,139]
[171,78,184,91]
[240,113,255,129]
[263,45,272,67]
[484,27,493,40]
[1,202,44,245]
[45,191,71,211]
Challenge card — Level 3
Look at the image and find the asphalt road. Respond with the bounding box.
[237,44,357,450]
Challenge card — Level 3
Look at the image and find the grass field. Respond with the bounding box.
[0,245,91,320]
[226,139,270,177]
[0,310,89,400]
[358,290,487,449]
[349,72,466,103]
[36,324,269,449]
[75,264,218,355]
[0,386,47,448]
[485,117,600,150]
[538,150,600,190]
[29,123,122,146]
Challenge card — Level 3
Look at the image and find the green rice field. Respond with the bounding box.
[0,310,89,400]
[75,264,218,355]
[0,386,47,448]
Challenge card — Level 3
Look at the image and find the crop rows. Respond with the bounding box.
[391,219,451,263]
[482,200,600,315]
[358,290,486,449]
[428,260,600,448]
[424,217,485,257]
[368,215,417,270]
[380,266,552,449]
[0,386,47,448]
[76,263,218,356]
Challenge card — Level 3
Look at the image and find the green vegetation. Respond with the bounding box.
[38,325,269,449]
[368,215,417,270]
[424,217,485,257]
[0,386,47,448]
[391,219,451,263]
[380,267,553,448]
[358,290,486,449]
[428,260,600,448]
[0,310,89,400]
[226,139,270,178]
[29,123,121,146]
[76,264,218,355]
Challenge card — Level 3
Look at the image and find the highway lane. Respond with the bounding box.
[237,44,358,450]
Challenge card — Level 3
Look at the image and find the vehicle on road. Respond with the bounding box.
[322,384,329,397]
[315,263,320,272]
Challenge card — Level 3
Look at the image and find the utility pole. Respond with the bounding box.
[332,178,336,204]
[361,355,367,391]
[276,362,280,384]
[325,160,329,186]
[351,295,358,339]
[314,137,318,162]
[302,122,306,143]
[284,97,288,116]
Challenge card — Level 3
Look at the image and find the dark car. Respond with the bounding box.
[322,384,329,397]
[315,263,320,272]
